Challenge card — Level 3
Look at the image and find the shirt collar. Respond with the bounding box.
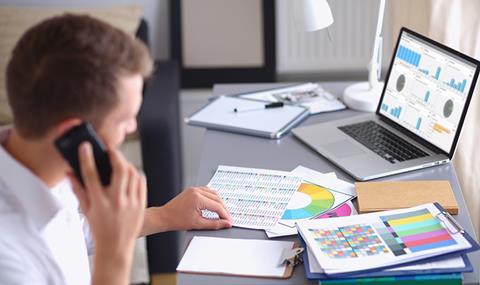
[0,129,62,231]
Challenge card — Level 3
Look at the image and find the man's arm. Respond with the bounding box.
[140,187,232,236]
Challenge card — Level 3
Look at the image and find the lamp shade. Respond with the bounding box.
[294,0,334,32]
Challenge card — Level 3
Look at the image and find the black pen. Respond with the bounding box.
[233,102,284,113]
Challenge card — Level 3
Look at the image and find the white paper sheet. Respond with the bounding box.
[266,201,358,238]
[239,83,346,114]
[188,96,308,134]
[202,165,302,229]
[279,166,356,227]
[307,246,466,274]
[177,236,294,278]
[292,166,356,196]
[265,166,357,238]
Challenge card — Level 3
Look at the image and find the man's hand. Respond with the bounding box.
[161,187,232,231]
[69,142,146,285]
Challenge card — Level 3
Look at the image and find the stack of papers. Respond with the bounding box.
[239,83,346,114]
[266,166,357,238]
[193,165,479,281]
[202,165,302,229]
[203,165,358,233]
[297,203,480,279]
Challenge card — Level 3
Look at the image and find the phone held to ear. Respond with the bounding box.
[55,122,112,186]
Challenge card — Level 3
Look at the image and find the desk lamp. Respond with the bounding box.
[296,0,386,112]
[294,0,333,32]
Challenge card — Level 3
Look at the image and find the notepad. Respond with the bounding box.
[186,96,309,138]
[356,180,459,214]
[177,236,295,278]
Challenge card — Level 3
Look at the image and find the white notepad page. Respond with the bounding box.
[188,96,307,133]
[177,236,294,278]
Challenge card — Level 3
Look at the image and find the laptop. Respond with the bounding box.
[293,27,480,181]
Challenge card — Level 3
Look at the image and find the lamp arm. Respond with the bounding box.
[368,0,386,89]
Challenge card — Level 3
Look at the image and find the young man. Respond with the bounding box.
[0,14,231,284]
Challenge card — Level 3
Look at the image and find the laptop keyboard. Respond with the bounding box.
[338,121,429,164]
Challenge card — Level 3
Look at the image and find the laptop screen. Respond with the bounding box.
[379,30,478,153]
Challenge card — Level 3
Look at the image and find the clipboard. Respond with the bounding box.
[176,236,302,279]
[299,236,473,280]
[298,202,480,278]
[186,96,310,139]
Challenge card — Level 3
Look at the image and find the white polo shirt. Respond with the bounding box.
[0,128,92,285]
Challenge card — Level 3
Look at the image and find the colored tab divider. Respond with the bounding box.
[394,222,443,237]
[392,218,441,234]
[384,213,433,227]
[409,238,457,252]
[379,208,458,254]
[402,228,451,244]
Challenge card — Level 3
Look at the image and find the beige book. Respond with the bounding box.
[356,180,459,214]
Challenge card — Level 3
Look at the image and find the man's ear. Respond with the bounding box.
[53,118,83,138]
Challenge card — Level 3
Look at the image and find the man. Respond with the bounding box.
[0,14,231,284]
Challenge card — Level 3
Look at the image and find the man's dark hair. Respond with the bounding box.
[6,14,153,138]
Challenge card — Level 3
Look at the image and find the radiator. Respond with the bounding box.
[276,0,392,74]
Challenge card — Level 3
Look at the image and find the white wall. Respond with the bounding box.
[0,0,170,60]
[0,0,387,78]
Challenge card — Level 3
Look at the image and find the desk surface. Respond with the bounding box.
[177,82,480,285]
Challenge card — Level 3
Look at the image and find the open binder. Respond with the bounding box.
[299,236,473,280]
[296,203,480,278]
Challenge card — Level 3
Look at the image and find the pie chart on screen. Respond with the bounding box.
[281,183,334,220]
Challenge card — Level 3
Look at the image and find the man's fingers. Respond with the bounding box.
[197,188,231,220]
[107,148,128,199]
[68,172,89,213]
[138,173,147,208]
[198,187,218,195]
[199,218,232,230]
[197,188,222,203]
[200,197,231,221]
[126,166,139,200]
[78,142,103,199]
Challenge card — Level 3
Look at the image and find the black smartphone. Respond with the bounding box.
[55,122,112,186]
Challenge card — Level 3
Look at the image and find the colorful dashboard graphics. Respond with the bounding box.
[380,32,477,153]
[282,183,334,220]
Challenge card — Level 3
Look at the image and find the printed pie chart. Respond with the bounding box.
[282,183,335,220]
[316,203,353,219]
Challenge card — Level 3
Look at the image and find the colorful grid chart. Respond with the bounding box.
[377,208,457,256]
[309,224,390,259]
[281,183,334,220]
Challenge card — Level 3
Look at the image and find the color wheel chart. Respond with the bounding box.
[316,202,355,219]
[375,208,457,256]
[281,183,334,220]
